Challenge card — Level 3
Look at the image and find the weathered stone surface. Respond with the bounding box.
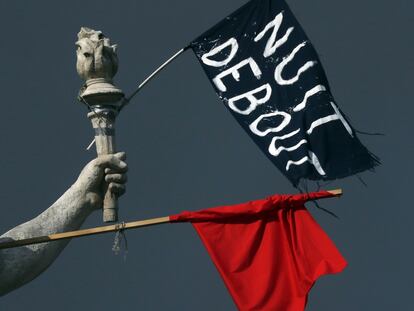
[76,27,124,223]
[76,27,124,104]
[0,153,128,296]
[76,27,118,81]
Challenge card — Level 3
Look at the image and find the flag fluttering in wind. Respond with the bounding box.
[170,190,347,311]
[189,0,379,186]
[0,188,346,310]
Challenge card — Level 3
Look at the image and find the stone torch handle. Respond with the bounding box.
[89,110,118,223]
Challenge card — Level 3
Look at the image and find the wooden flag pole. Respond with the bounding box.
[327,189,342,196]
[0,217,171,250]
[0,189,342,250]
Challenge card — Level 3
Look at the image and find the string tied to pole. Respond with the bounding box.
[112,221,128,260]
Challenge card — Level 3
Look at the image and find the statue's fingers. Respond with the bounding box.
[96,153,127,172]
[105,173,127,184]
[108,183,126,196]
[114,152,126,161]
[104,167,128,174]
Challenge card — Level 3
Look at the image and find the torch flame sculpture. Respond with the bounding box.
[76,27,124,222]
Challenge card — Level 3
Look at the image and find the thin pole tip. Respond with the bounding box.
[327,189,343,196]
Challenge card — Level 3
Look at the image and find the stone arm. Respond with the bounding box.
[0,152,127,296]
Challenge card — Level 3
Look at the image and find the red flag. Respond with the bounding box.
[170,191,347,311]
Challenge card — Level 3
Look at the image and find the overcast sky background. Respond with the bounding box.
[0,0,411,310]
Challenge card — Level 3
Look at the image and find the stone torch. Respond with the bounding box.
[76,27,124,223]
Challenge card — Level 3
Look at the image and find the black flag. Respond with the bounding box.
[190,0,379,186]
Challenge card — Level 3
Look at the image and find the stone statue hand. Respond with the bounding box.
[75,152,128,210]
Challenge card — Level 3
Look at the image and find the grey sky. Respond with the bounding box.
[0,0,411,310]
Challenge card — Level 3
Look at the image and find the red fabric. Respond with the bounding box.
[170,191,347,311]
